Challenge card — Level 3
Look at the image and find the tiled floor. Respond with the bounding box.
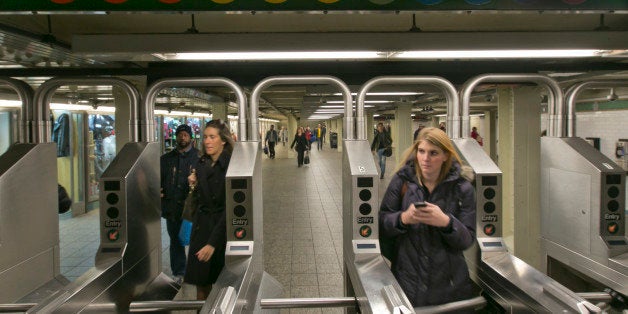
[57,142,393,312]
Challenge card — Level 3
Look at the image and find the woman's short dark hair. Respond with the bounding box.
[205,119,235,155]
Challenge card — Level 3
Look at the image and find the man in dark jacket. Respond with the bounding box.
[379,127,476,307]
[371,122,393,179]
[160,124,199,282]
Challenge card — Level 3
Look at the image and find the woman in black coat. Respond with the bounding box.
[290,126,309,167]
[379,127,476,307]
[185,119,234,300]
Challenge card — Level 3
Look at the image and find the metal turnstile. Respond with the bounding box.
[459,74,599,313]
[0,78,71,309]
[24,77,181,313]
[541,80,627,300]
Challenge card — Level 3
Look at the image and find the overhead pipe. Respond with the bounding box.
[564,80,628,137]
[250,76,352,141]
[459,74,563,137]
[0,78,34,144]
[33,77,140,143]
[356,76,459,139]
[144,78,247,142]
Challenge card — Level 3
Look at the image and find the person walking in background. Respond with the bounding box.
[185,119,233,300]
[439,122,446,132]
[321,123,327,145]
[304,126,313,150]
[379,127,476,308]
[413,125,424,141]
[160,124,199,284]
[470,126,483,146]
[371,122,393,179]
[280,126,288,146]
[290,126,309,167]
[315,123,323,150]
[264,124,278,159]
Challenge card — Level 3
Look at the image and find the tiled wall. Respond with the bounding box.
[574,110,628,166]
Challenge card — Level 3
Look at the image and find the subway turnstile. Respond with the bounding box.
[0,143,68,304]
[200,140,282,313]
[541,136,627,297]
[342,139,414,313]
[455,138,598,313]
[27,141,178,313]
[459,73,600,313]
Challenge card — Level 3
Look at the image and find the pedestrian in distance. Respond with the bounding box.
[379,127,476,308]
[371,122,393,179]
[160,124,199,284]
[264,124,278,159]
[290,126,309,167]
[185,119,234,300]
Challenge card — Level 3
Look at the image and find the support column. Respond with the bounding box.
[498,86,541,268]
[288,114,297,143]
[393,102,413,165]
[211,102,228,122]
[366,112,375,145]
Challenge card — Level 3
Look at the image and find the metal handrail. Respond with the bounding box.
[564,80,628,137]
[143,77,247,142]
[33,77,140,144]
[459,74,563,137]
[0,78,34,143]
[414,296,487,313]
[0,303,36,312]
[261,297,356,309]
[250,76,352,141]
[356,76,459,139]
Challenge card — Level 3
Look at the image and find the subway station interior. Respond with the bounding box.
[0,1,628,313]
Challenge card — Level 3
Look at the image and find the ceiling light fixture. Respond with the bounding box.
[154,49,611,61]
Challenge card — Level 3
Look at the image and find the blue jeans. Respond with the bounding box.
[166,218,187,277]
[377,148,386,177]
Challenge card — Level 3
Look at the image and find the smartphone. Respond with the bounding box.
[413,201,426,208]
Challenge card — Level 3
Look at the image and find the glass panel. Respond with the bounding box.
[0,111,13,154]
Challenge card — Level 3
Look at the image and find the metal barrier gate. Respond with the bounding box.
[541,80,627,298]
[459,74,599,313]
[260,75,486,313]
[0,78,68,306]
[24,77,177,313]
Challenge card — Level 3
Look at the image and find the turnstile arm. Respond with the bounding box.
[414,296,487,314]
[260,297,356,309]
[543,281,602,313]
[0,303,36,312]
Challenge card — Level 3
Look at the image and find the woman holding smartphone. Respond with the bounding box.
[379,127,476,308]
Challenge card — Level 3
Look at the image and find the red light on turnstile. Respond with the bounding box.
[234,228,247,239]
[607,223,618,234]
[483,224,496,236]
[107,229,119,241]
[359,226,372,237]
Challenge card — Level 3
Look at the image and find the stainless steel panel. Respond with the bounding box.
[456,138,596,312]
[0,143,60,303]
[541,136,627,294]
[27,141,175,312]
[342,139,414,313]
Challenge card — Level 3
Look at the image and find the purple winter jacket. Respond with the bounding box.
[379,161,476,307]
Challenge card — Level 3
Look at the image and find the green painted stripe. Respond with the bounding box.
[577,100,628,112]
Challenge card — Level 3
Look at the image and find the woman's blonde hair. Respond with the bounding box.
[396,127,462,184]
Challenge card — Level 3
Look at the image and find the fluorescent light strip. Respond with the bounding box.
[157,49,609,61]
[0,100,21,107]
[397,49,603,59]
[167,51,380,61]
